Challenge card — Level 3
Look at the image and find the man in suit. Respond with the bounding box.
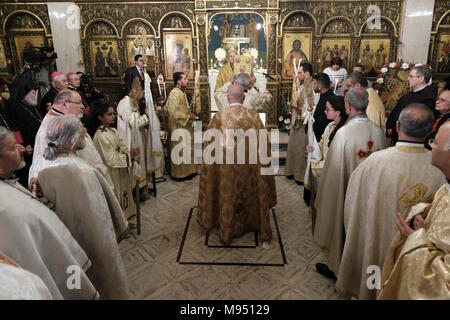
[125,55,147,94]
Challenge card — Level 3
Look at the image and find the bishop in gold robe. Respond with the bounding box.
[167,72,197,179]
[377,122,450,300]
[337,104,445,300]
[314,88,386,277]
[197,84,277,245]
[214,48,236,93]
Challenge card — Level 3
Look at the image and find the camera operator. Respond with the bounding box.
[22,45,57,103]
[39,71,68,117]
[76,71,104,106]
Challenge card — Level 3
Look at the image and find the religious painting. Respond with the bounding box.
[90,40,120,78]
[320,39,351,71]
[0,42,8,74]
[126,38,155,71]
[359,39,390,76]
[208,13,267,68]
[163,32,193,80]
[234,54,253,76]
[14,36,44,68]
[436,33,450,75]
[282,32,312,80]
[378,68,411,112]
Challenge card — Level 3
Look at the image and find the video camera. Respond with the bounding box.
[79,73,105,104]
[23,46,57,71]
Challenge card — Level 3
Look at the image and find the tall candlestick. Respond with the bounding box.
[163,82,166,98]
[333,79,338,94]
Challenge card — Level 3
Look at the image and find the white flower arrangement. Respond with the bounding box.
[284,118,291,125]
[389,62,396,68]
[380,67,388,74]
[214,48,226,61]
[376,78,384,84]
[279,116,284,122]
[401,63,409,69]
[248,48,258,60]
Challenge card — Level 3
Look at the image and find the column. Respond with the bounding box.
[47,2,84,74]
[398,0,435,64]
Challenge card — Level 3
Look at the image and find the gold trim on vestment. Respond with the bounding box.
[394,145,428,153]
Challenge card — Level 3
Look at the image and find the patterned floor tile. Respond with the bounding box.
[120,174,339,299]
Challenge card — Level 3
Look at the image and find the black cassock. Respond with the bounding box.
[386,84,438,146]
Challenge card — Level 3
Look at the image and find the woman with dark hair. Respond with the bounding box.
[307,95,348,180]
[92,101,138,219]
[323,56,348,95]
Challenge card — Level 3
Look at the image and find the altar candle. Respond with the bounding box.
[333,78,338,94]
[157,79,161,95]
[260,58,262,68]
[163,82,167,98]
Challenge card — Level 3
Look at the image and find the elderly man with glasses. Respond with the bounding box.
[29,89,114,192]
[425,89,450,150]
[39,71,69,117]
[386,66,439,146]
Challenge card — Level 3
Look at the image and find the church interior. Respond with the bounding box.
[0,0,449,301]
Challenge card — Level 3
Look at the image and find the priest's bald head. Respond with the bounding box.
[344,87,368,117]
[430,121,450,179]
[227,83,245,105]
[397,103,435,142]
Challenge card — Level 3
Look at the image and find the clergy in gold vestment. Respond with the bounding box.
[344,72,386,132]
[93,102,136,219]
[197,84,277,245]
[378,122,450,300]
[337,104,446,300]
[285,64,319,183]
[167,72,197,179]
[314,88,386,278]
[214,48,236,93]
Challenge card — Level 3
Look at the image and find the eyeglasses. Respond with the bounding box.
[428,138,437,147]
[66,100,83,106]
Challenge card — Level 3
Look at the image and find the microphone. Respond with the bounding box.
[262,72,275,81]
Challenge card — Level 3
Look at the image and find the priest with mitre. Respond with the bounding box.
[197,84,277,245]
[314,87,386,279]
[214,44,237,93]
[337,104,446,300]
[378,121,450,300]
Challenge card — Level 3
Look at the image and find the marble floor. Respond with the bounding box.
[119,174,339,300]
